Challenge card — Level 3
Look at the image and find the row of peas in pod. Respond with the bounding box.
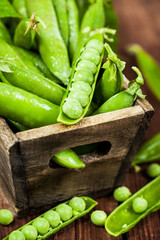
[3,197,97,240]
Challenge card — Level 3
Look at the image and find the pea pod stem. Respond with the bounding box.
[3,197,97,240]
[105,176,160,236]
[132,133,160,167]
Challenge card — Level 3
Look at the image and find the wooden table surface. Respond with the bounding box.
[0,0,160,239]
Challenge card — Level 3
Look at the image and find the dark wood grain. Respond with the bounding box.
[0,0,160,239]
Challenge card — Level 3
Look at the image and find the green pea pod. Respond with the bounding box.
[51,148,85,168]
[26,0,71,85]
[93,67,145,115]
[72,0,106,65]
[132,133,160,167]
[94,43,125,106]
[52,0,69,46]
[7,119,29,131]
[58,32,104,125]
[105,176,160,237]
[128,44,160,101]
[103,0,118,52]
[3,196,97,239]
[75,0,90,24]
[67,0,79,62]
[0,39,26,68]
[12,0,28,18]
[0,63,65,106]
[0,20,12,44]
[0,0,20,18]
[13,18,36,50]
[12,45,61,84]
[0,83,59,129]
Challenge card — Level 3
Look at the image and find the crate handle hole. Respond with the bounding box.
[95,141,112,155]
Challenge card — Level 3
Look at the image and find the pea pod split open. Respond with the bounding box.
[58,32,104,125]
[3,196,97,240]
[105,176,160,237]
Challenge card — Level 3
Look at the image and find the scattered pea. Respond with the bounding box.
[132,197,148,213]
[0,209,14,225]
[43,210,61,228]
[71,81,92,95]
[62,99,83,119]
[69,197,86,213]
[80,48,100,65]
[68,90,90,107]
[113,186,132,202]
[21,225,37,240]
[91,210,107,226]
[56,203,73,222]
[86,39,104,54]
[77,60,97,74]
[32,217,50,235]
[146,163,160,178]
[74,70,94,85]
[9,230,25,240]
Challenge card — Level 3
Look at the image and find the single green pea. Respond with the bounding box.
[32,217,50,235]
[62,99,83,119]
[91,210,107,227]
[56,204,73,222]
[146,163,160,178]
[113,186,132,202]
[77,60,97,74]
[0,209,14,225]
[74,70,94,85]
[71,81,92,95]
[43,210,61,228]
[80,48,100,65]
[21,225,37,240]
[9,231,25,240]
[86,39,104,54]
[69,197,86,213]
[68,90,90,107]
[132,197,148,213]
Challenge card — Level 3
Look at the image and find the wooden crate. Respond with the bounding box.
[0,87,153,217]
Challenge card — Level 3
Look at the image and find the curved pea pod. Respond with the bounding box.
[26,0,71,85]
[105,176,160,237]
[72,0,105,65]
[51,148,85,168]
[0,20,12,44]
[12,46,61,83]
[67,0,79,62]
[132,133,160,167]
[0,83,59,129]
[58,33,104,125]
[52,0,69,46]
[12,0,28,18]
[0,64,65,106]
[93,67,145,115]
[3,196,97,240]
[13,17,36,50]
[7,120,28,132]
[94,43,125,106]
[128,44,160,101]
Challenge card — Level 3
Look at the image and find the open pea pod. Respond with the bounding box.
[58,32,104,125]
[105,176,160,237]
[3,196,97,240]
[132,132,160,167]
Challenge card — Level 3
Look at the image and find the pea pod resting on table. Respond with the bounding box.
[12,45,61,83]
[52,0,69,46]
[0,63,65,106]
[128,44,160,101]
[0,20,12,44]
[58,32,104,125]
[105,176,160,236]
[26,0,71,85]
[94,43,125,106]
[132,132,160,167]
[3,197,97,240]
[93,67,145,115]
